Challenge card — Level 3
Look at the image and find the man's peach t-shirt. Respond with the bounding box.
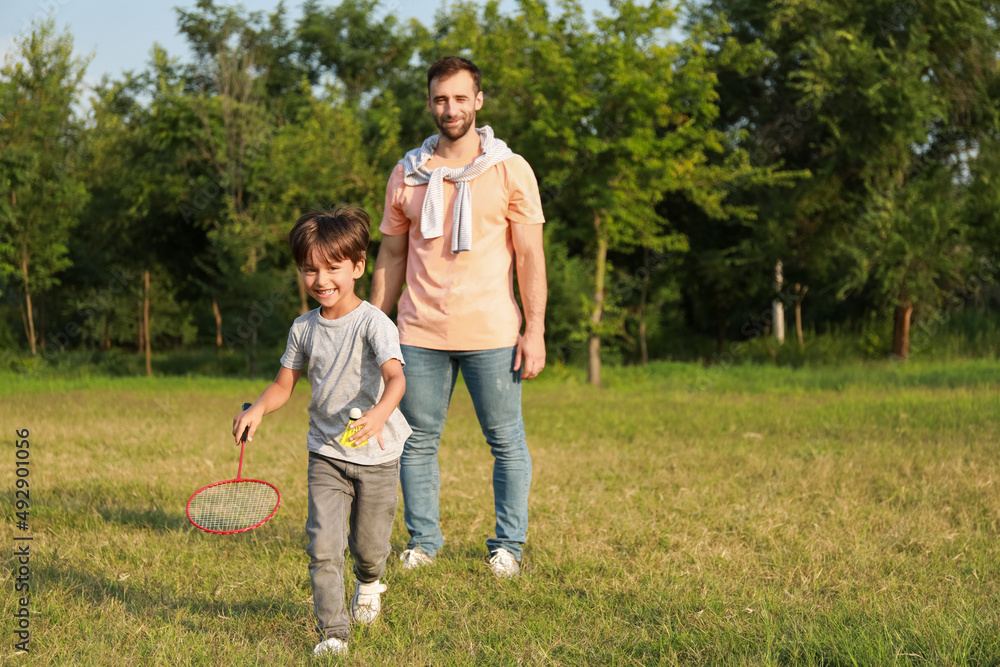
[380,153,544,350]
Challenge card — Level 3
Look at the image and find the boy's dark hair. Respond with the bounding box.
[289,204,370,267]
[427,56,481,93]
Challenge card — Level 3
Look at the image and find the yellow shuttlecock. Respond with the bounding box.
[339,408,365,447]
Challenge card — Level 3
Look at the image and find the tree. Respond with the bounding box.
[298,0,426,104]
[0,19,89,355]
[177,0,311,116]
[71,66,200,365]
[696,0,1000,359]
[438,0,799,383]
[297,0,430,179]
[255,83,395,309]
[174,2,282,373]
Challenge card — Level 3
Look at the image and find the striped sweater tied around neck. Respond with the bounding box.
[400,125,515,254]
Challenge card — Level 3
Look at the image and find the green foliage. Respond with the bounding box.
[176,0,312,113]
[2,0,999,371]
[298,0,427,103]
[256,85,387,229]
[425,0,804,380]
[0,19,90,350]
[693,0,1000,355]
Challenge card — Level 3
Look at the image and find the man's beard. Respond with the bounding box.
[435,112,476,141]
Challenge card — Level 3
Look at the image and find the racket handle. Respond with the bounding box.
[240,403,253,443]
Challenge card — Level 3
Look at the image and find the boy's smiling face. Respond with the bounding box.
[300,247,364,319]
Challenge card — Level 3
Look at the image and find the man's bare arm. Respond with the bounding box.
[370,233,409,315]
[512,223,547,379]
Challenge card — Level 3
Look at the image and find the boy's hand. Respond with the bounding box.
[347,358,404,451]
[233,403,265,446]
[348,407,391,451]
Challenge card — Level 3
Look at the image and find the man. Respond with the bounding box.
[371,56,547,578]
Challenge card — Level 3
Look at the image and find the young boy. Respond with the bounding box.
[232,204,411,657]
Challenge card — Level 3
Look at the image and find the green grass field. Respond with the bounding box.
[2,360,999,665]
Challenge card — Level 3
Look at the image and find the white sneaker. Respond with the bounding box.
[399,548,434,570]
[488,548,520,578]
[313,637,347,657]
[351,580,387,624]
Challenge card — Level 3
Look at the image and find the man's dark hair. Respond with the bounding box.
[426,56,481,93]
[289,204,370,267]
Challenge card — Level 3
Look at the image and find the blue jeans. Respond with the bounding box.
[399,345,532,560]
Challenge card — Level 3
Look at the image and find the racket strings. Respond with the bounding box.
[188,480,279,533]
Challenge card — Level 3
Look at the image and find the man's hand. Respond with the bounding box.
[514,329,546,379]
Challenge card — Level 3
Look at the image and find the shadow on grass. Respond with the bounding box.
[7,483,191,532]
[96,505,189,531]
[34,561,306,634]
[388,538,496,563]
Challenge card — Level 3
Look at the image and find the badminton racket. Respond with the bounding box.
[186,403,281,534]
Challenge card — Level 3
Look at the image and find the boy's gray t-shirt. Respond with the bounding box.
[280,301,411,465]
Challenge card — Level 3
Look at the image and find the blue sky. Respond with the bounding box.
[1,0,614,86]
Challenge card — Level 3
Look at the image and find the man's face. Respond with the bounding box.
[427,70,484,142]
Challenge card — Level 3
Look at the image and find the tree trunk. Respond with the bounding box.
[297,271,309,315]
[794,284,808,348]
[212,297,223,349]
[20,248,36,356]
[18,303,28,353]
[893,300,913,360]
[588,213,607,387]
[795,302,804,348]
[39,292,47,351]
[143,270,152,376]
[773,260,785,345]
[716,319,729,354]
[587,334,602,387]
[638,253,649,366]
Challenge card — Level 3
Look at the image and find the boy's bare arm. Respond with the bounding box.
[370,234,408,315]
[232,365,301,445]
[347,358,406,451]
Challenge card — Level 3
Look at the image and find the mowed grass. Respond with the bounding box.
[2,360,999,665]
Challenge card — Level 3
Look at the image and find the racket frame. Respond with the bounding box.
[186,477,282,535]
[186,404,282,535]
